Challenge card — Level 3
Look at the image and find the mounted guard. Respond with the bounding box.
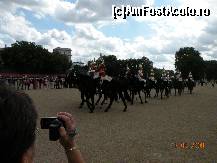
[100,61,112,82]
[161,69,167,81]
[88,61,99,79]
[149,68,155,81]
[125,65,131,78]
[137,64,146,83]
[176,71,183,82]
[188,72,194,81]
[166,71,172,82]
[187,71,195,94]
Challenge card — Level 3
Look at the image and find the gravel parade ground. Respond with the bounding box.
[26,85,217,163]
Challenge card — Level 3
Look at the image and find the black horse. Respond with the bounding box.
[155,78,170,99]
[172,78,184,96]
[69,69,100,113]
[145,79,156,98]
[187,79,195,94]
[127,74,148,104]
[95,78,128,112]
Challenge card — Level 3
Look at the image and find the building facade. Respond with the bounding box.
[53,47,72,61]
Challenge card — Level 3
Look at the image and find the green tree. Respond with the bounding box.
[205,60,217,80]
[1,41,71,74]
[175,47,205,80]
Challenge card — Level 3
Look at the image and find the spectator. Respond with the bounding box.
[0,84,85,163]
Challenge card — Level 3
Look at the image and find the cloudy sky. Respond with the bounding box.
[0,0,216,70]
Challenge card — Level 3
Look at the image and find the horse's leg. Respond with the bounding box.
[95,92,102,105]
[79,91,85,108]
[144,89,148,103]
[149,89,151,98]
[155,88,159,97]
[167,88,169,97]
[104,95,114,112]
[138,91,143,104]
[161,89,163,99]
[85,94,91,109]
[178,88,181,96]
[131,91,134,105]
[89,95,95,113]
[115,93,119,102]
[124,90,131,102]
[101,94,106,106]
[190,86,193,94]
[119,92,127,112]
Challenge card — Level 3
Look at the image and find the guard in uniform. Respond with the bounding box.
[176,71,183,81]
[161,69,167,81]
[137,64,146,82]
[188,72,194,81]
[125,65,131,78]
[149,68,155,81]
[166,71,171,82]
[100,62,112,82]
[88,62,98,78]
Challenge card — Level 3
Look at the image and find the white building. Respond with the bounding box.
[72,62,85,66]
[53,47,72,61]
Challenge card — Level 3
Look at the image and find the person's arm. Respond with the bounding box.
[57,112,85,163]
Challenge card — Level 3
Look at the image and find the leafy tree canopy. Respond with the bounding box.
[175,47,205,80]
[0,41,71,74]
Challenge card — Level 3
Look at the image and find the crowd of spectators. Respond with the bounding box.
[0,73,71,90]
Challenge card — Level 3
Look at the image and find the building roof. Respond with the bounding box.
[53,47,72,51]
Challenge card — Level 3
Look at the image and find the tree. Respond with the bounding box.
[204,60,217,80]
[1,41,71,74]
[175,47,205,80]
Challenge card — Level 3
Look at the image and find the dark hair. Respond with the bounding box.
[0,85,38,163]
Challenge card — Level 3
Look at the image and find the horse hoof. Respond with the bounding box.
[123,110,127,112]
[141,102,143,104]
[104,110,108,112]
[145,101,148,103]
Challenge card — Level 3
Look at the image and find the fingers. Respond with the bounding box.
[57,112,76,131]
[57,112,75,121]
[58,114,71,124]
[59,126,67,137]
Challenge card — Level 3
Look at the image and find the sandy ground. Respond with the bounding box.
[26,85,217,163]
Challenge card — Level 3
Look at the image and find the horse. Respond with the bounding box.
[186,79,195,94]
[67,68,99,113]
[126,72,148,105]
[155,78,170,99]
[95,78,128,112]
[76,73,100,113]
[145,79,156,98]
[172,78,184,96]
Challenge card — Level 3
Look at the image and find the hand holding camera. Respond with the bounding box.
[40,112,78,150]
[57,112,78,150]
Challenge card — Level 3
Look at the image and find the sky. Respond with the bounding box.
[0,0,216,70]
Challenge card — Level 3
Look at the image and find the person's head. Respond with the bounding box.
[0,84,38,163]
